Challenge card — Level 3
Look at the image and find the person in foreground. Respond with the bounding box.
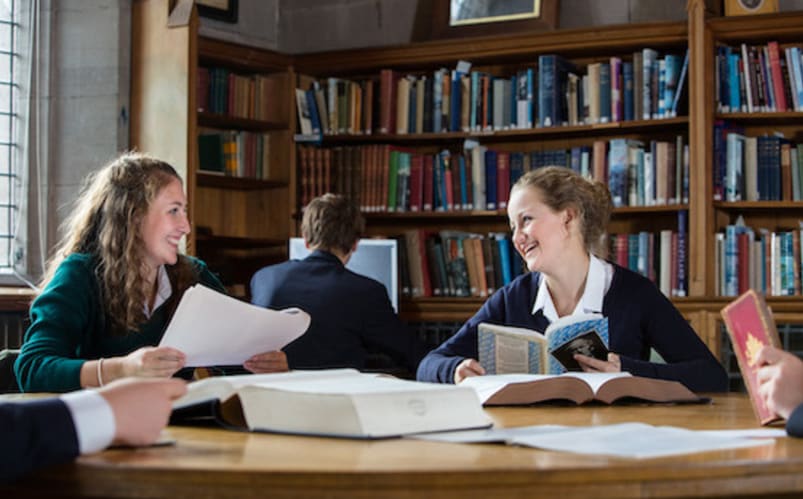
[1,377,186,484]
[14,152,287,393]
[756,345,803,437]
[251,193,427,374]
[416,166,728,392]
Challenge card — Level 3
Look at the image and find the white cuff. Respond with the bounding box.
[60,389,116,454]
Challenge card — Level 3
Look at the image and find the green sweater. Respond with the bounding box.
[14,253,226,393]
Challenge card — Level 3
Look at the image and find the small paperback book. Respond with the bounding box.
[477,313,609,375]
[170,368,492,439]
[720,289,783,425]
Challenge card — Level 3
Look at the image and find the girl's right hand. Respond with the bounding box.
[454,358,485,384]
[121,346,186,378]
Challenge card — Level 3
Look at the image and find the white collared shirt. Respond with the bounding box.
[61,389,115,454]
[144,265,172,317]
[532,254,613,323]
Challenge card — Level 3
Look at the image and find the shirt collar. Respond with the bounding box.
[531,254,611,323]
[144,265,172,317]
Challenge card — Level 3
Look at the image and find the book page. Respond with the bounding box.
[477,323,546,374]
[561,372,633,394]
[159,285,311,366]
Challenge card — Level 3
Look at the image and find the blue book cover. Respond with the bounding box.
[546,314,609,374]
[433,69,443,133]
[608,138,630,207]
[623,61,634,121]
[496,234,513,285]
[458,154,469,209]
[450,70,463,132]
[599,62,612,123]
[484,149,498,210]
[305,89,322,135]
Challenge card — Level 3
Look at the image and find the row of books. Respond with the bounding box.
[713,121,803,202]
[197,66,283,121]
[297,136,689,212]
[295,48,688,137]
[717,218,803,297]
[197,131,272,179]
[609,212,688,297]
[397,230,525,299]
[715,41,803,113]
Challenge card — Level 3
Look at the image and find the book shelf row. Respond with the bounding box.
[294,47,689,138]
[198,131,273,180]
[718,220,803,298]
[396,220,688,301]
[297,135,689,214]
[714,122,803,202]
[715,41,803,114]
[198,66,285,121]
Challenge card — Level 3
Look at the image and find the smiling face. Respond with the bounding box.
[140,177,190,270]
[507,185,575,275]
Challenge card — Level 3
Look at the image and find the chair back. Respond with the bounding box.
[0,349,20,393]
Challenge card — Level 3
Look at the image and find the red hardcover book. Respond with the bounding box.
[423,154,434,211]
[378,69,399,135]
[409,153,424,212]
[496,151,510,210]
[767,41,788,111]
[720,289,783,425]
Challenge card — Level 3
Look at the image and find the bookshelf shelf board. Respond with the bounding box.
[612,204,690,215]
[198,112,287,132]
[708,11,803,41]
[194,234,287,250]
[199,37,292,72]
[364,210,508,222]
[715,112,803,123]
[313,117,689,146]
[196,173,288,190]
[714,201,803,210]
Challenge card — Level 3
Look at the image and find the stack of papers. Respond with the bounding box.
[412,422,783,459]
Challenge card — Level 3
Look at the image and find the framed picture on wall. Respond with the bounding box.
[431,0,558,39]
[196,0,239,23]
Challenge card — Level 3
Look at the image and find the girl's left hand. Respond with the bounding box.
[244,350,289,374]
[574,352,621,373]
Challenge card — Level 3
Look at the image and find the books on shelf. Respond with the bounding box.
[477,315,609,375]
[720,289,783,425]
[171,369,492,438]
[158,284,311,367]
[461,371,704,406]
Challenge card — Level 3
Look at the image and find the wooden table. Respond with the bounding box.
[4,394,802,498]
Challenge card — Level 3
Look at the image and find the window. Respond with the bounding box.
[0,0,17,272]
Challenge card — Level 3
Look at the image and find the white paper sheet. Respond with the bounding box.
[159,284,310,366]
[510,422,774,459]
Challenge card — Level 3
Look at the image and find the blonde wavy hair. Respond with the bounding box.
[43,152,197,334]
[511,166,613,259]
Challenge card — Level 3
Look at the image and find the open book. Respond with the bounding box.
[478,314,609,375]
[171,369,492,439]
[159,284,311,366]
[461,372,703,405]
[720,289,783,425]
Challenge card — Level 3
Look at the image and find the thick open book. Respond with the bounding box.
[478,314,609,375]
[461,372,703,405]
[159,284,311,366]
[171,369,492,438]
[720,289,783,425]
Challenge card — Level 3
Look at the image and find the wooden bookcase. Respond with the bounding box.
[130,0,297,298]
[129,1,803,361]
[294,17,693,325]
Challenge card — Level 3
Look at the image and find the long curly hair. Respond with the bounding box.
[42,152,197,334]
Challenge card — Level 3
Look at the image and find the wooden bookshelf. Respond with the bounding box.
[129,0,803,352]
[130,0,296,297]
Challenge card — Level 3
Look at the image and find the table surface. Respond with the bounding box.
[4,394,802,499]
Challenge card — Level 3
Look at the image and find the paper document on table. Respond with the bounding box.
[509,422,774,459]
[159,284,310,366]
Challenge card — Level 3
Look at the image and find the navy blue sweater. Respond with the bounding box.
[416,264,728,393]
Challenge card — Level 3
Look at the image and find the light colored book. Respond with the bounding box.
[171,369,492,439]
[461,371,703,406]
[159,284,310,366]
[477,314,609,375]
